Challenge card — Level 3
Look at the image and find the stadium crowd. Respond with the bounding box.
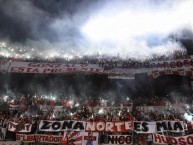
[0,40,190,70]
[0,93,193,127]
[0,41,193,144]
[0,93,193,144]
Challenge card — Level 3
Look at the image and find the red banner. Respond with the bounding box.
[153,133,193,145]
[61,131,99,145]
[149,68,193,79]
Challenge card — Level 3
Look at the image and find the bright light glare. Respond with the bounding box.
[52,97,56,101]
[184,112,193,122]
[3,95,8,101]
[98,108,104,114]
[82,1,193,43]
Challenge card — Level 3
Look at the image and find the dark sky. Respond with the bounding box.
[0,0,89,41]
[0,0,193,55]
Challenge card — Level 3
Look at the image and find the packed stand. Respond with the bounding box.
[0,94,193,126]
[0,41,191,71]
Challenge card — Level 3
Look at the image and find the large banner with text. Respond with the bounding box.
[38,120,184,133]
[8,62,104,73]
[153,133,193,145]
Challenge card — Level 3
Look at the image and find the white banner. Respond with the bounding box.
[0,141,21,145]
[8,62,104,73]
[16,134,63,143]
[107,135,132,145]
[8,121,32,133]
[39,120,184,133]
[134,121,184,133]
[39,120,132,132]
[39,120,85,132]
[134,121,156,133]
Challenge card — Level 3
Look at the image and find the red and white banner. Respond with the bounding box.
[3,58,193,75]
[16,134,63,143]
[8,121,32,132]
[61,131,99,145]
[153,133,193,145]
[0,141,21,145]
[107,135,132,145]
[150,59,193,70]
[62,131,83,145]
[82,132,99,145]
[39,120,133,132]
[149,68,193,79]
[39,120,184,133]
[8,62,104,73]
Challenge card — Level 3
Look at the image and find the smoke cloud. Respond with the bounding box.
[0,0,193,59]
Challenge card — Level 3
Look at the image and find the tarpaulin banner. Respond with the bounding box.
[153,133,193,145]
[39,120,133,132]
[148,68,193,79]
[0,141,21,145]
[39,120,184,133]
[133,121,184,133]
[61,131,99,145]
[16,134,63,143]
[149,59,193,70]
[8,62,104,73]
[8,121,32,132]
[107,135,133,145]
[62,131,83,145]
